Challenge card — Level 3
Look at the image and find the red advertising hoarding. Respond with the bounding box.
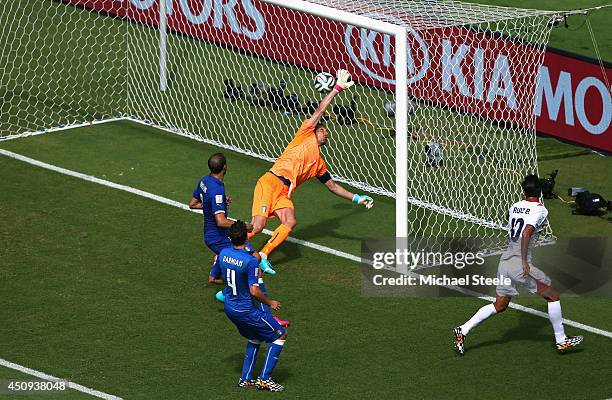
[62,0,612,152]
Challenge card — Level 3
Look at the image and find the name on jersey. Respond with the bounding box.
[223,256,244,267]
[512,207,531,214]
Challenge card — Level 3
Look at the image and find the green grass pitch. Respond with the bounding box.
[1,0,611,399]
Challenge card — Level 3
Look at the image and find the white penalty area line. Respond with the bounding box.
[1,148,611,340]
[0,117,127,142]
[0,358,123,400]
[0,148,359,263]
[398,269,612,339]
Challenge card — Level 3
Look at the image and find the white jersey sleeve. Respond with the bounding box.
[522,204,548,232]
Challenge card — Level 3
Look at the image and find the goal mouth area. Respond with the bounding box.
[1,114,548,239]
[1,0,558,240]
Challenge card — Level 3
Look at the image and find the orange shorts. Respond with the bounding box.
[251,172,294,218]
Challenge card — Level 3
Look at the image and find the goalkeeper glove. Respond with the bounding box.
[352,194,374,209]
[334,69,354,92]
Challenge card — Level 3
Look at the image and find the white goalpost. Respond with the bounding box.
[0,0,559,240]
[159,0,168,92]
[260,0,410,238]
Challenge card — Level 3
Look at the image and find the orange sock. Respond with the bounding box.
[260,224,292,257]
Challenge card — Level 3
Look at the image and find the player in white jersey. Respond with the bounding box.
[453,175,583,354]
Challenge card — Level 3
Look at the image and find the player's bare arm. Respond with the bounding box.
[191,192,251,230]
[215,214,253,231]
[324,179,374,208]
[214,212,235,229]
[189,196,202,209]
[208,275,224,285]
[306,69,354,126]
[249,285,281,310]
[323,179,354,201]
[521,224,534,276]
[306,87,339,126]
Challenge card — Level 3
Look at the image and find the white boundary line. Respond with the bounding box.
[1,148,610,340]
[128,118,508,230]
[2,116,515,230]
[0,117,127,142]
[0,358,123,400]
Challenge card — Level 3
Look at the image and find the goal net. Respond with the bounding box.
[0,0,557,239]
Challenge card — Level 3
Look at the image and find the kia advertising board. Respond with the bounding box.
[62,0,612,152]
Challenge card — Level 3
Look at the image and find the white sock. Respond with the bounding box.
[547,300,566,343]
[460,304,497,335]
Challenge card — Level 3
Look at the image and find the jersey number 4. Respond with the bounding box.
[226,269,237,295]
[510,218,525,239]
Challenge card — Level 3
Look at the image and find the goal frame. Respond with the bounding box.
[157,0,410,238]
[263,0,409,238]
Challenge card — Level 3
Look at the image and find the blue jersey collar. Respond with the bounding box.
[207,175,224,186]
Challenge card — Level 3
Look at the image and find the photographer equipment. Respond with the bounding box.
[568,187,587,197]
[383,99,416,118]
[572,190,612,215]
[425,141,443,167]
[333,95,357,125]
[248,81,270,108]
[539,169,558,199]
[223,78,244,101]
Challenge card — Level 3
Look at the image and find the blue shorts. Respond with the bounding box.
[206,237,255,255]
[225,308,285,343]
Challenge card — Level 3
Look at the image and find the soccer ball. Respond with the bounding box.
[313,72,335,93]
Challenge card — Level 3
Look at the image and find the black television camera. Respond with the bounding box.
[539,169,558,199]
[568,187,612,216]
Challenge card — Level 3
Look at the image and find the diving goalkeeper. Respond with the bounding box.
[249,69,373,274]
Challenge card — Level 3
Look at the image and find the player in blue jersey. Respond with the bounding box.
[189,153,254,255]
[189,153,276,275]
[189,154,288,328]
[217,221,288,392]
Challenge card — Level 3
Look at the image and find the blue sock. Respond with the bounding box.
[257,279,271,313]
[241,340,260,381]
[260,339,285,380]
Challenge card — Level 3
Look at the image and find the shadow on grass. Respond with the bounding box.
[268,241,302,268]
[467,310,553,352]
[294,206,364,242]
[222,351,294,382]
[253,215,359,268]
[223,352,245,374]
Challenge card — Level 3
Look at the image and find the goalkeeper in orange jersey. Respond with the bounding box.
[249,69,374,274]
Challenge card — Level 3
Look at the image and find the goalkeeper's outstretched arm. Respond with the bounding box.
[324,179,374,209]
[306,69,353,126]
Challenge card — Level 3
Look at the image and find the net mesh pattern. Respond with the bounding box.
[0,0,558,238]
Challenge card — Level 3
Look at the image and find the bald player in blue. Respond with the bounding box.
[189,153,275,303]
